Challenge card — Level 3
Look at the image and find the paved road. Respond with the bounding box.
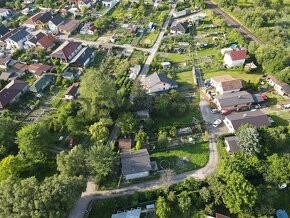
[205,0,265,45]
[138,3,177,82]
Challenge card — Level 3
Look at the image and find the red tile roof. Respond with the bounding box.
[227,50,247,61]
[37,34,57,49]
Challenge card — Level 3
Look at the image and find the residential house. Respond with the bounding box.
[111,208,141,218]
[268,76,290,97]
[48,14,65,34]
[26,63,53,78]
[29,73,55,93]
[102,0,116,7]
[23,12,52,29]
[120,149,152,180]
[64,83,79,100]
[50,40,82,63]
[70,46,94,68]
[143,72,178,93]
[0,8,11,18]
[213,91,255,111]
[224,136,240,154]
[5,29,30,50]
[129,64,141,80]
[210,75,243,94]
[26,32,46,48]
[224,50,247,68]
[26,32,57,49]
[80,22,97,35]
[2,62,27,81]
[0,29,18,49]
[223,110,271,133]
[58,19,80,35]
[78,0,97,9]
[118,138,133,151]
[0,80,28,110]
[170,22,189,34]
[0,25,9,37]
[173,9,191,18]
[0,72,14,81]
[0,56,12,69]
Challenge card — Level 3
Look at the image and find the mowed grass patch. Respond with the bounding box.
[203,70,261,83]
[150,142,209,173]
[268,111,290,126]
[176,71,195,90]
[166,53,191,63]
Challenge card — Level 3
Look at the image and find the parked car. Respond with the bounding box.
[220,109,231,115]
[283,104,290,109]
[212,119,222,127]
[211,109,218,114]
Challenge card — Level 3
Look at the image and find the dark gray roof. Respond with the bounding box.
[9,30,30,42]
[120,149,152,176]
[171,22,188,33]
[70,47,94,66]
[38,12,52,23]
[50,14,64,26]
[215,91,254,107]
[143,72,177,88]
[225,110,271,131]
[224,136,240,153]
[0,25,9,36]
[29,32,45,44]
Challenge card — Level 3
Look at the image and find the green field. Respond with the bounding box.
[268,111,290,126]
[140,32,158,47]
[150,143,209,173]
[176,71,195,90]
[203,70,261,83]
[166,53,191,63]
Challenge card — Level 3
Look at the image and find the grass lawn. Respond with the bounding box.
[154,95,202,128]
[275,188,290,214]
[150,142,209,173]
[268,111,290,126]
[140,32,158,47]
[197,47,220,57]
[166,53,191,63]
[176,71,195,91]
[203,70,261,83]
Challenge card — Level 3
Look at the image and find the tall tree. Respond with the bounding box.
[16,122,52,159]
[57,145,88,177]
[236,124,261,156]
[265,154,290,184]
[89,121,110,143]
[223,171,257,214]
[155,196,171,218]
[117,112,137,134]
[0,117,17,155]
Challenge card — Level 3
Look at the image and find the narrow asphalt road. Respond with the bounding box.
[138,3,177,82]
[205,0,265,45]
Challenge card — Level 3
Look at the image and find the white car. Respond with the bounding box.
[283,104,290,109]
[212,119,222,127]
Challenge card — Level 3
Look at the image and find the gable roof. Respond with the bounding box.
[226,50,247,61]
[9,30,30,42]
[0,29,17,42]
[211,75,243,92]
[120,149,152,176]
[24,12,44,25]
[143,72,177,88]
[26,63,53,77]
[50,41,82,61]
[37,12,52,24]
[65,83,78,97]
[0,25,9,36]
[37,34,57,49]
[0,80,28,109]
[215,91,254,107]
[225,110,271,131]
[70,47,94,66]
[58,19,80,32]
[29,32,46,44]
[268,76,290,95]
[224,136,240,153]
[171,22,188,33]
[49,14,64,26]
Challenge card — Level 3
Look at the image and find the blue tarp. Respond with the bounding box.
[276,209,289,218]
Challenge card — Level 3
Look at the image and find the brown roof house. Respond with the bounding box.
[210,75,243,94]
[23,12,52,29]
[0,80,29,110]
[224,50,247,68]
[120,149,152,180]
[213,91,255,111]
[50,41,82,63]
[58,19,80,35]
[118,138,134,151]
[224,136,241,154]
[268,76,290,97]
[26,63,53,78]
[223,110,271,133]
[26,32,57,50]
[64,83,79,100]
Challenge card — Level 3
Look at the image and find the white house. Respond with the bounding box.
[48,14,64,34]
[0,8,11,18]
[5,30,30,50]
[129,64,141,80]
[268,76,290,97]
[224,50,247,68]
[102,0,116,7]
[142,72,178,94]
[210,75,243,94]
[120,149,152,180]
[78,0,97,9]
